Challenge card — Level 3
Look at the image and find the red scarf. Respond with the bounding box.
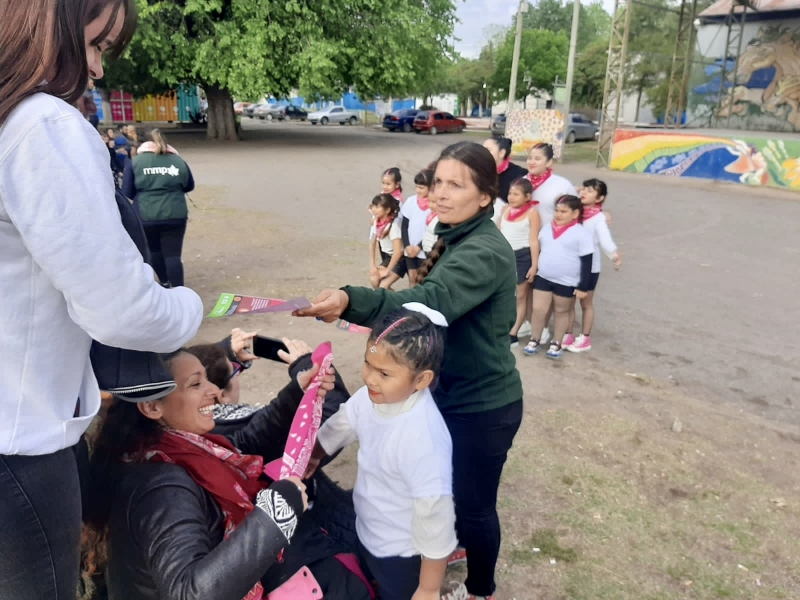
[391,189,404,203]
[375,217,393,239]
[583,204,603,220]
[497,158,510,174]
[506,201,538,222]
[135,430,270,600]
[417,195,430,211]
[526,168,553,190]
[552,219,579,239]
[426,211,438,226]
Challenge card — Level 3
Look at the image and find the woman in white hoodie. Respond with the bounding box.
[0,1,203,598]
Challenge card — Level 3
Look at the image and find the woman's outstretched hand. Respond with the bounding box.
[296,363,337,396]
[293,289,349,323]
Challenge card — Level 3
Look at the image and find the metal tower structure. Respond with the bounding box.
[664,0,699,127]
[596,0,633,168]
[713,1,750,127]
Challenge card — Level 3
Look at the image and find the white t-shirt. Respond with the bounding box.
[0,94,203,455]
[582,212,618,273]
[378,219,402,255]
[532,174,577,226]
[537,223,594,287]
[320,386,454,558]
[400,195,430,259]
[422,214,439,254]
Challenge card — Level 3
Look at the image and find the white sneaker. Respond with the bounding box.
[518,320,532,337]
[540,327,551,345]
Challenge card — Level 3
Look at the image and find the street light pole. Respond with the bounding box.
[560,0,581,158]
[507,0,528,112]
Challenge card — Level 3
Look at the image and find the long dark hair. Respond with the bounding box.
[556,194,584,223]
[416,142,498,283]
[0,0,137,124]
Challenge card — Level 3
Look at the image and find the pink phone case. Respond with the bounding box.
[266,567,323,600]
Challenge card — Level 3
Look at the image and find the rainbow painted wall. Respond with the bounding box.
[609,129,800,190]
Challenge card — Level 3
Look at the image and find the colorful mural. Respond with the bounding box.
[506,109,566,159]
[609,129,800,190]
[690,24,800,132]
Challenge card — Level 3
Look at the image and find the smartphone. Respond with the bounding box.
[252,335,289,362]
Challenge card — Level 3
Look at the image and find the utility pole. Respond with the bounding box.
[507,0,528,112]
[560,0,581,159]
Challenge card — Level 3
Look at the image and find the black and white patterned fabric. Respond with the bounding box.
[256,488,298,542]
[212,403,260,422]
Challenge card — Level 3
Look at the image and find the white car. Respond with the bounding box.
[308,106,360,126]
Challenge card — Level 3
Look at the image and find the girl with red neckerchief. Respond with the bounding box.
[483,137,527,225]
[499,178,542,348]
[523,195,594,360]
[368,193,406,289]
[399,169,434,288]
[526,143,577,227]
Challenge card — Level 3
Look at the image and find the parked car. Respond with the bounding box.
[308,106,360,125]
[281,105,308,121]
[413,111,466,135]
[244,101,267,118]
[256,104,285,120]
[566,113,599,143]
[382,109,419,132]
[490,113,506,136]
[233,102,251,115]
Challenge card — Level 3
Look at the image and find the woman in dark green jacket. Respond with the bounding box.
[122,129,194,287]
[297,142,523,600]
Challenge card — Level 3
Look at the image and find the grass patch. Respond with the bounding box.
[510,528,578,565]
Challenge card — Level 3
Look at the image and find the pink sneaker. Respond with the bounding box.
[566,334,592,352]
[562,333,575,347]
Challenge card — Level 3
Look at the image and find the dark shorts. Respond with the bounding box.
[514,248,533,285]
[379,251,408,278]
[533,275,575,298]
[404,255,422,271]
[587,272,600,291]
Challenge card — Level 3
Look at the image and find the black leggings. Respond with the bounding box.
[143,221,187,287]
[0,448,82,600]
[443,400,523,597]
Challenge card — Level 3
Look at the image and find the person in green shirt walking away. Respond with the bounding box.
[122,128,194,287]
[296,141,523,600]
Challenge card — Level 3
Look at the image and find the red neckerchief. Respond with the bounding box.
[551,219,579,239]
[417,195,430,211]
[583,204,603,220]
[426,211,438,226]
[506,201,537,222]
[497,158,510,174]
[375,217,393,239]
[391,188,404,204]
[526,168,553,190]
[134,430,270,600]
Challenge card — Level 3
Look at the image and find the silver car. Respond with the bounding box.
[308,106,360,126]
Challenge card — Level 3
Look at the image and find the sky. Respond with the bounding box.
[453,0,616,59]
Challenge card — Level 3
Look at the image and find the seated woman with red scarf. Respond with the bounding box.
[85,349,372,600]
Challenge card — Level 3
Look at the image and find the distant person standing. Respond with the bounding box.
[122,129,194,287]
[77,80,99,128]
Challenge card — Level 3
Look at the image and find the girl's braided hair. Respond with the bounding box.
[416,142,498,284]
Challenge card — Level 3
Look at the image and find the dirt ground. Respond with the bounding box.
[172,120,800,599]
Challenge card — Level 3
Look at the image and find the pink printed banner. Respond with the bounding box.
[207,293,311,317]
[264,342,333,481]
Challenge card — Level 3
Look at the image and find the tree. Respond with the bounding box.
[105,0,457,140]
[492,28,569,106]
[573,39,607,108]
[521,0,611,52]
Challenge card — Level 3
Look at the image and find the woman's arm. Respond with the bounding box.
[128,474,303,600]
[0,115,202,352]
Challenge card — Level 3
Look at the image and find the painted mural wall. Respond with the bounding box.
[506,109,566,159]
[609,129,800,190]
[690,22,800,132]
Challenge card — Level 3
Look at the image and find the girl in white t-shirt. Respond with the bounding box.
[499,178,542,348]
[369,168,404,240]
[369,194,405,289]
[523,194,594,360]
[400,169,434,288]
[565,179,621,353]
[308,303,456,600]
[526,142,577,226]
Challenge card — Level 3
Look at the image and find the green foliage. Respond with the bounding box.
[492,28,569,103]
[573,39,608,108]
[522,0,611,52]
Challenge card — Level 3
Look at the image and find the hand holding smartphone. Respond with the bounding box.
[252,335,290,362]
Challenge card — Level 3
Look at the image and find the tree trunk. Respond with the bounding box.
[635,84,643,123]
[206,85,238,141]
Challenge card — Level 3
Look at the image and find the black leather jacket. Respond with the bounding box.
[105,357,367,600]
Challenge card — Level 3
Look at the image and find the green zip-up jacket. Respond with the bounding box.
[128,152,194,222]
[343,210,523,414]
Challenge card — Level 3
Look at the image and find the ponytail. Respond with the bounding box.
[416,237,446,284]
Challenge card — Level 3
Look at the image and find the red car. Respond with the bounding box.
[413,111,466,135]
